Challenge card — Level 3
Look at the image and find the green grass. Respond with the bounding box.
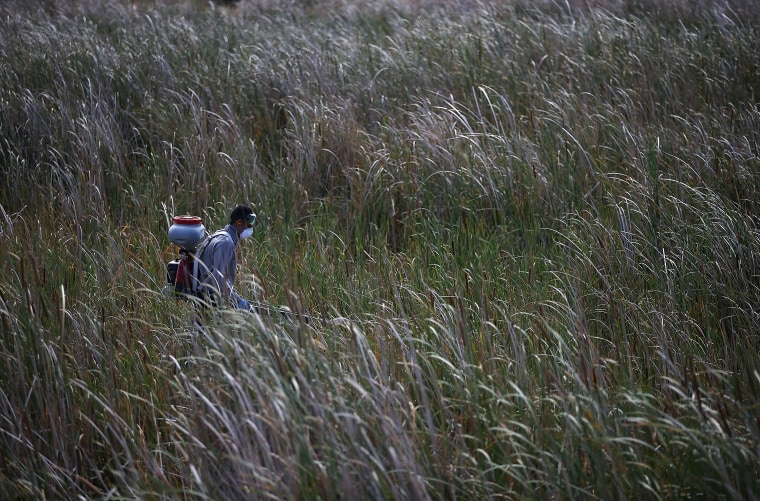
[1,0,759,498]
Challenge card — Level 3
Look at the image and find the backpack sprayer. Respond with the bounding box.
[164,215,206,297]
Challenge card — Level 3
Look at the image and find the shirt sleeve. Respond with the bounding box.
[201,232,244,307]
[221,240,244,306]
[214,237,243,307]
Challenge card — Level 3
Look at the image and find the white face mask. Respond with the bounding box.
[240,227,253,240]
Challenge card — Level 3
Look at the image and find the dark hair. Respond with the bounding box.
[229,204,254,225]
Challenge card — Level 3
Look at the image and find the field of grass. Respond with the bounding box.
[1,0,759,498]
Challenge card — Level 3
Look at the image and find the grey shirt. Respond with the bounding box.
[195,224,244,307]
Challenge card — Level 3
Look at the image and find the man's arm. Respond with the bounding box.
[216,238,245,307]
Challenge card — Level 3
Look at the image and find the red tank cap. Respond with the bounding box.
[172,215,203,225]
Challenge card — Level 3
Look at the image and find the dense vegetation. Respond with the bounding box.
[1,0,759,498]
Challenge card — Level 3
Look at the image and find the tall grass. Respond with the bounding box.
[1,0,759,498]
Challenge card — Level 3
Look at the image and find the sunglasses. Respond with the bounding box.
[245,213,257,225]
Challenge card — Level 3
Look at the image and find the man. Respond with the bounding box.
[193,204,256,310]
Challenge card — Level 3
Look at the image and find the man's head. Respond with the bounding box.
[229,204,256,238]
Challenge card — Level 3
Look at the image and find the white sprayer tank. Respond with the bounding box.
[168,215,206,250]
